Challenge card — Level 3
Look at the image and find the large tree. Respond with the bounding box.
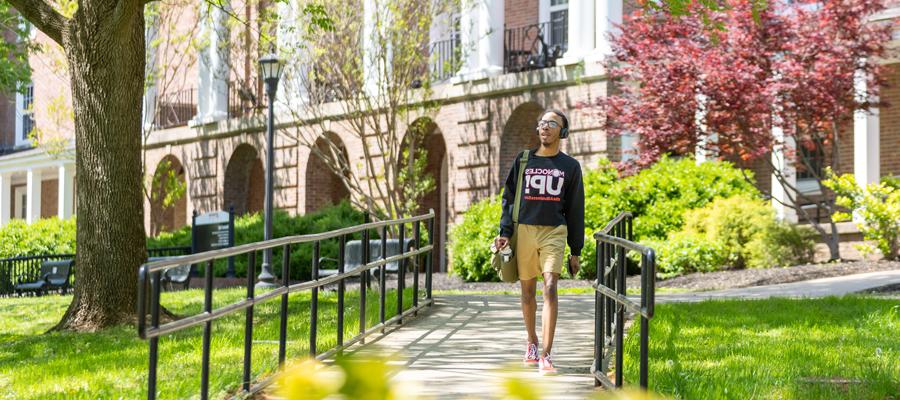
[8,0,148,330]
[598,0,892,260]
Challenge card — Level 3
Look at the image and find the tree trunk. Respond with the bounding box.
[53,2,147,331]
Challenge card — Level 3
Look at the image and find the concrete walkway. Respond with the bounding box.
[650,269,900,303]
[347,295,599,399]
[338,269,900,399]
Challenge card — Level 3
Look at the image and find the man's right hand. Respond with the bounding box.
[494,236,510,250]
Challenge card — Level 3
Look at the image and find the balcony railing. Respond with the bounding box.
[429,38,460,82]
[153,89,197,129]
[227,80,266,119]
[503,22,566,73]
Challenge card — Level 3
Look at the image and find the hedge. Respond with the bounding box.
[450,157,762,281]
[148,201,366,280]
[0,218,77,258]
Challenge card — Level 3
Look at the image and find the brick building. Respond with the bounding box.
[1,0,898,271]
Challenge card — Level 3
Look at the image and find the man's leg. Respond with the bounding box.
[541,272,559,357]
[520,278,539,345]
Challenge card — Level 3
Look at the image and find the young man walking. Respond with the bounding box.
[495,109,585,375]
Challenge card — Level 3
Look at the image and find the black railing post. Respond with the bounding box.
[413,220,420,311]
[200,260,214,400]
[380,226,387,332]
[337,235,346,348]
[615,223,627,388]
[360,214,369,339]
[227,206,236,278]
[594,237,603,387]
[640,253,649,389]
[243,251,256,393]
[310,242,319,356]
[147,270,162,400]
[279,245,291,366]
[426,216,434,300]
[397,222,405,324]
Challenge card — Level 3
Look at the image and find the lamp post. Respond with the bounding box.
[257,53,284,289]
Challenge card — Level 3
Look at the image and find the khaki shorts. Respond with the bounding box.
[515,224,567,281]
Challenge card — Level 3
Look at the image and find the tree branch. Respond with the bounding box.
[7,0,67,45]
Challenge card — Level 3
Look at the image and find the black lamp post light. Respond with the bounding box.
[256,53,285,289]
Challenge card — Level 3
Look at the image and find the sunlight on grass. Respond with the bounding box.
[623,296,900,399]
[0,286,418,399]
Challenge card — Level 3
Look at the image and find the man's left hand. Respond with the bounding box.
[568,255,580,276]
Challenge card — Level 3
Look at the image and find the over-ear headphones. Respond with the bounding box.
[536,109,570,139]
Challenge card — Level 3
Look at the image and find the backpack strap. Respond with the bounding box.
[512,150,530,224]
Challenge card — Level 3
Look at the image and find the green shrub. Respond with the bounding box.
[823,171,900,260]
[448,195,502,282]
[0,217,77,258]
[659,195,815,273]
[148,201,367,279]
[644,232,728,278]
[586,156,760,241]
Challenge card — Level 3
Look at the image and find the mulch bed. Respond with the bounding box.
[181,260,900,294]
[421,260,900,293]
[643,260,900,292]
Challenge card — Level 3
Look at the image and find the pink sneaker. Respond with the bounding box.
[538,354,558,375]
[523,343,540,365]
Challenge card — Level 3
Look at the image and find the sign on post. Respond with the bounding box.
[191,209,236,277]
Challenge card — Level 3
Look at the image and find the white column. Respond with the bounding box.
[363,0,382,97]
[0,173,10,226]
[771,125,798,223]
[26,168,41,224]
[854,69,880,189]
[210,5,229,120]
[596,0,623,56]
[57,163,75,219]
[277,2,308,109]
[558,0,596,66]
[454,0,503,82]
[193,4,229,124]
[143,10,160,131]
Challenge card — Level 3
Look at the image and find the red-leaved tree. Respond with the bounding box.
[598,0,892,260]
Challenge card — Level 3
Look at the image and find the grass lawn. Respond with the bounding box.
[0,286,416,399]
[623,296,900,399]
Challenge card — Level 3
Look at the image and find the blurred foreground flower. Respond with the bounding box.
[277,358,346,400]
[276,355,422,400]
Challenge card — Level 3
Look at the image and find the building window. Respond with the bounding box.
[797,143,824,180]
[22,84,34,141]
[549,0,568,52]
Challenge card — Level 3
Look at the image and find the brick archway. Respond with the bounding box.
[224,143,264,216]
[499,102,543,184]
[404,118,448,272]
[149,155,188,235]
[305,132,350,213]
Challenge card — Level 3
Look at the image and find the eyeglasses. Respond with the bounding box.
[537,120,561,129]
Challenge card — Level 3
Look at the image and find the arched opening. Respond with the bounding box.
[149,155,188,236]
[499,102,543,185]
[224,143,265,215]
[305,133,351,213]
[404,118,448,272]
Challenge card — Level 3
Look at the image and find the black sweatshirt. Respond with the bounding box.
[498,149,585,256]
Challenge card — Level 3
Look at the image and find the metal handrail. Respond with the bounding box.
[141,212,435,273]
[591,212,656,390]
[137,210,436,400]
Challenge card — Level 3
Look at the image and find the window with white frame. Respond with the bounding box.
[15,83,35,147]
[540,0,569,53]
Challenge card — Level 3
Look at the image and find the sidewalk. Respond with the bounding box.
[345,295,599,399]
[650,269,900,303]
